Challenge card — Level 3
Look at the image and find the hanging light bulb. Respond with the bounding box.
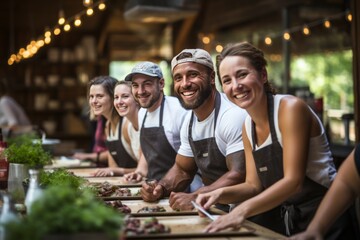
[64,23,71,32]
[44,37,51,44]
[83,0,93,7]
[346,12,352,22]
[215,44,223,53]
[98,1,106,10]
[54,27,61,36]
[283,32,291,41]
[265,36,272,45]
[324,19,331,28]
[86,7,94,16]
[44,28,51,38]
[58,9,65,25]
[74,16,82,27]
[302,25,310,35]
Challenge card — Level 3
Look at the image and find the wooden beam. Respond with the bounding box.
[174,15,198,55]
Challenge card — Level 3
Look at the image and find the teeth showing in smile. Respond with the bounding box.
[235,93,247,99]
[182,91,195,96]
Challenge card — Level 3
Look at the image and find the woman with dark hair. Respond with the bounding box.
[87,76,137,176]
[94,80,140,176]
[195,42,356,238]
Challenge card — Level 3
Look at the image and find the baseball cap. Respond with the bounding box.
[125,61,163,82]
[171,48,214,72]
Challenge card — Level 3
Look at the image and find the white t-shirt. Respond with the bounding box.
[121,119,141,161]
[244,94,336,188]
[138,95,188,152]
[178,93,248,157]
[107,120,140,162]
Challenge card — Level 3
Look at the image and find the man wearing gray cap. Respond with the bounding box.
[124,61,199,186]
[141,49,248,211]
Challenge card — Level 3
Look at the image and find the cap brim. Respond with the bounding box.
[124,71,160,81]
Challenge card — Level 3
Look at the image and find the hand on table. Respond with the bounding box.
[124,172,143,183]
[195,188,222,210]
[169,192,196,211]
[203,209,245,233]
[140,180,163,202]
[93,168,115,177]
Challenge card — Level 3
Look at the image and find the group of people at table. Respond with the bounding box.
[73,42,359,239]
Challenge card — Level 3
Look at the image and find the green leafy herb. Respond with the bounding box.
[4,186,124,240]
[4,140,51,167]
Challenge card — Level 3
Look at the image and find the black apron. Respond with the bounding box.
[249,93,329,236]
[140,96,177,181]
[105,118,137,169]
[189,91,228,186]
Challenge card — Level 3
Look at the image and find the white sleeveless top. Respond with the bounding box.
[245,94,336,188]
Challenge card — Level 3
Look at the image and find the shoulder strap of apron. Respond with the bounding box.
[251,93,278,149]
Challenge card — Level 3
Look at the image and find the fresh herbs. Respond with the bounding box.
[4,186,124,240]
[23,168,87,189]
[4,140,51,167]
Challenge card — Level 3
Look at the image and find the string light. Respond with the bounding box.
[86,8,94,16]
[83,0,93,7]
[58,9,65,25]
[215,44,223,53]
[8,0,108,65]
[302,25,310,35]
[324,19,331,28]
[259,10,350,49]
[98,2,106,10]
[265,36,272,45]
[283,32,291,41]
[346,12,352,22]
[53,27,61,35]
[64,23,71,32]
[74,16,82,27]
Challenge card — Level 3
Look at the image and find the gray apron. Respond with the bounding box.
[105,118,137,169]
[140,96,177,181]
[189,91,227,186]
[249,93,356,238]
[249,93,327,235]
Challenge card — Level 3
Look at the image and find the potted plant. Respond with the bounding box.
[3,185,124,240]
[4,137,52,202]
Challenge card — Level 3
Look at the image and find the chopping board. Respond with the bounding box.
[107,199,198,216]
[125,215,256,239]
[84,176,143,187]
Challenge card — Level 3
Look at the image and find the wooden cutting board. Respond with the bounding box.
[108,199,197,215]
[125,215,256,239]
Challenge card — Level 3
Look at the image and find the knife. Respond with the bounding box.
[191,200,216,221]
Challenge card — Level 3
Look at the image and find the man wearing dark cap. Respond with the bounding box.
[141,49,248,211]
[124,62,202,190]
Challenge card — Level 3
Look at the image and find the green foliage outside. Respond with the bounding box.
[268,50,353,111]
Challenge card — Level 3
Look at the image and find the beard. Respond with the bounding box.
[137,90,161,109]
[178,82,212,110]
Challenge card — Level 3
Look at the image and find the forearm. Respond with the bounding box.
[307,179,356,235]
[159,165,195,197]
[134,155,148,177]
[195,170,244,194]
